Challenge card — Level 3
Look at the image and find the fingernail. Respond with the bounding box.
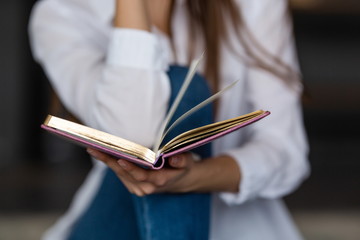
[118,160,128,169]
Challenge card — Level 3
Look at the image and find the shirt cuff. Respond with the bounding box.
[106,28,164,70]
[218,144,270,205]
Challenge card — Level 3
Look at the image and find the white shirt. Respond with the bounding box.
[29,0,310,239]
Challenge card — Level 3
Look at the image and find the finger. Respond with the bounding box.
[145,168,186,188]
[87,148,114,164]
[121,177,158,196]
[120,175,158,196]
[122,179,146,196]
[87,149,154,196]
[168,153,194,169]
[117,160,149,182]
[87,148,133,180]
[107,162,149,196]
[139,182,157,195]
[116,159,175,192]
[87,149,128,176]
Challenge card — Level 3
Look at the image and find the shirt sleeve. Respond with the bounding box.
[29,1,171,147]
[219,0,310,205]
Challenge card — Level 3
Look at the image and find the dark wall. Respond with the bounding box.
[0,1,47,167]
[285,11,360,209]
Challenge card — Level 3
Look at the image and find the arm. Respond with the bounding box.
[218,0,309,204]
[29,0,171,147]
[114,0,150,30]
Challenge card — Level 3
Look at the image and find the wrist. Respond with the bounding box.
[188,155,241,193]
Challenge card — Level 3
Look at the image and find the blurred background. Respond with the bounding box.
[0,0,359,239]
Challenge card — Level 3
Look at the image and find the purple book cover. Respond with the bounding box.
[41,111,270,170]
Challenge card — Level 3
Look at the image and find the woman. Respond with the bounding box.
[29,0,309,239]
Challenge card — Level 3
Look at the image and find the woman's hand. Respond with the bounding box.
[87,148,199,196]
[87,148,241,196]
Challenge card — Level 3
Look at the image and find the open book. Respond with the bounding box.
[41,55,270,169]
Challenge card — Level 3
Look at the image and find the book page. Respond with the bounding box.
[152,53,204,154]
[159,110,265,153]
[45,116,156,163]
[159,79,240,146]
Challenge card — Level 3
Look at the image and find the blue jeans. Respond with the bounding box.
[68,66,213,240]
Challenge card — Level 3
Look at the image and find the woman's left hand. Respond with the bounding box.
[87,148,199,196]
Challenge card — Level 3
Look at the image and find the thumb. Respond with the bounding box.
[169,153,195,169]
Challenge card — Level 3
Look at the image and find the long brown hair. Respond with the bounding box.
[172,0,301,92]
